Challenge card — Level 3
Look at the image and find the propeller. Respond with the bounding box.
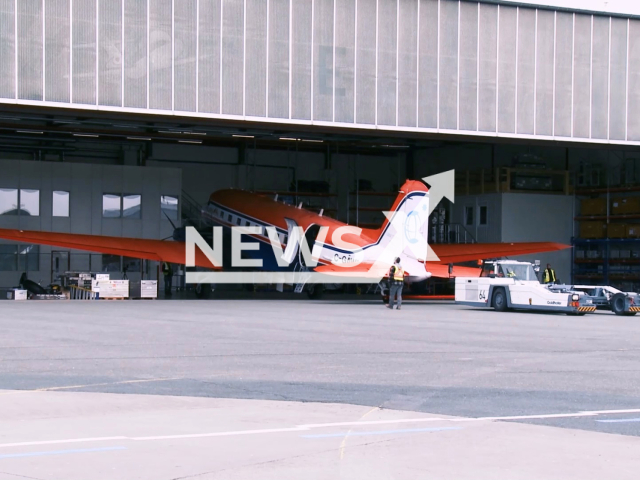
[162,211,180,241]
[163,210,178,230]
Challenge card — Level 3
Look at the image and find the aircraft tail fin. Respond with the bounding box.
[366,179,430,253]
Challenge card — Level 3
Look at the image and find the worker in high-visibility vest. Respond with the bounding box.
[542,263,557,284]
[387,257,404,310]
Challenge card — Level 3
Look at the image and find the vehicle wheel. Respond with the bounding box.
[611,293,632,316]
[307,284,324,299]
[492,288,508,312]
[195,283,212,299]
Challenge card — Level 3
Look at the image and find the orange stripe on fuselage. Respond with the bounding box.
[208,180,430,250]
[209,189,378,247]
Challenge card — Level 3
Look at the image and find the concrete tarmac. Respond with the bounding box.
[1,299,640,478]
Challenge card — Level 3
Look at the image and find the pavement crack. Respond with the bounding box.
[0,471,45,480]
[167,438,397,479]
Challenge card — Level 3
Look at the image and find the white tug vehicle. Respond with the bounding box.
[455,260,596,315]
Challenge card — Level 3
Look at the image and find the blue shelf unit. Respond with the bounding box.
[571,238,640,292]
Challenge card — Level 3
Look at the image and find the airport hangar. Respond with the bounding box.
[0,0,639,296]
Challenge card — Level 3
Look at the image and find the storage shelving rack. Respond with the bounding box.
[347,190,398,228]
[572,184,640,292]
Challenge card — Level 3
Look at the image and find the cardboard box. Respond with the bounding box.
[580,221,606,239]
[92,279,129,298]
[6,289,27,300]
[586,250,601,259]
[610,250,620,259]
[611,197,640,215]
[620,250,631,259]
[628,225,640,238]
[607,223,628,238]
[581,198,607,216]
[575,250,586,259]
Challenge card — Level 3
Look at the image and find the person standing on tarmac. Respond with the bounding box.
[162,261,173,296]
[387,257,404,310]
[542,263,557,284]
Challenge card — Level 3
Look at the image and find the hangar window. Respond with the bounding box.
[0,189,18,215]
[227,214,232,223]
[123,194,141,219]
[101,254,121,272]
[123,257,141,274]
[464,206,474,226]
[0,245,18,270]
[18,245,39,271]
[0,244,39,271]
[236,217,242,226]
[103,194,122,218]
[53,191,70,217]
[19,189,39,216]
[0,189,40,216]
[161,195,179,221]
[479,206,488,226]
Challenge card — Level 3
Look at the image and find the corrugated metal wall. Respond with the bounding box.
[1,0,640,144]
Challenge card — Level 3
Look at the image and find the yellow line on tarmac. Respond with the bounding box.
[0,377,184,396]
[339,406,381,460]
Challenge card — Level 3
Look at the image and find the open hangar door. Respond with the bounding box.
[0,108,638,297]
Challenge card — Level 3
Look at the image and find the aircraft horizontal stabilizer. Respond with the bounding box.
[430,242,569,264]
[425,264,482,279]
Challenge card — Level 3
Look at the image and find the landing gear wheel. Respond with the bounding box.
[195,283,212,299]
[612,293,635,316]
[306,284,324,299]
[492,288,508,312]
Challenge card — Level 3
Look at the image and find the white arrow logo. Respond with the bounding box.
[423,170,455,215]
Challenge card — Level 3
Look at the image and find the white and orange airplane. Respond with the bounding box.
[0,178,568,297]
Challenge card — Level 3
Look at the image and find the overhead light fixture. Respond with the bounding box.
[186,131,207,136]
[127,136,151,141]
[0,116,22,121]
[280,137,298,141]
[233,134,255,139]
[301,139,323,143]
[17,130,44,134]
[381,144,409,148]
[178,140,202,144]
[158,130,177,134]
[113,124,139,129]
[73,133,99,138]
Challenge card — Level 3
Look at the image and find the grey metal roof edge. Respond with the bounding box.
[467,0,640,20]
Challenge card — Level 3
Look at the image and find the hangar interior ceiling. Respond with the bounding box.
[0,108,636,216]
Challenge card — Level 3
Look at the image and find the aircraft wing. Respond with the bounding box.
[430,242,569,264]
[0,228,220,269]
[426,264,482,279]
